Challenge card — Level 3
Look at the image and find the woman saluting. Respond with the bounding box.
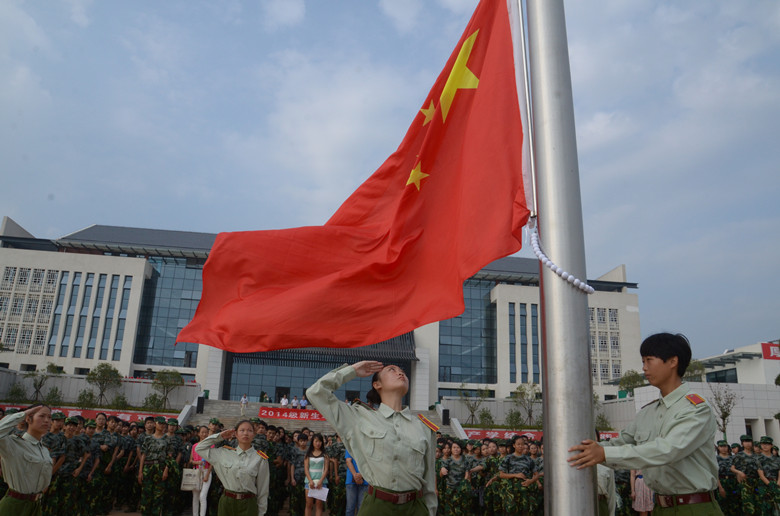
[307,361,437,516]
[0,404,52,515]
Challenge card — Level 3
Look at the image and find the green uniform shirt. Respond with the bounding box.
[601,383,718,495]
[499,453,536,477]
[758,454,780,481]
[195,434,269,515]
[0,412,52,494]
[307,364,437,516]
[731,450,760,477]
[141,434,173,462]
[441,455,473,488]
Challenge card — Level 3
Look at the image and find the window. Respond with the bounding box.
[37,298,53,324]
[589,307,595,326]
[17,268,30,287]
[596,308,606,325]
[1,267,16,290]
[31,329,46,355]
[612,362,621,379]
[590,332,596,354]
[44,270,59,294]
[17,327,33,354]
[598,332,608,354]
[23,298,38,323]
[591,362,598,381]
[3,327,18,352]
[706,368,738,383]
[610,333,620,357]
[20,364,36,372]
[75,367,90,375]
[9,296,24,321]
[509,303,516,383]
[30,269,44,292]
[600,362,609,379]
[0,295,9,321]
[608,308,619,330]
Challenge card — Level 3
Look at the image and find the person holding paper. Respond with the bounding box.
[304,433,329,516]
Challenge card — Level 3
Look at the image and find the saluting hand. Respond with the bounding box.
[220,429,236,441]
[352,361,384,378]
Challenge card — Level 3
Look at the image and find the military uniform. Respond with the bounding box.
[0,411,53,516]
[78,423,102,514]
[307,364,437,516]
[601,383,722,515]
[757,436,780,516]
[195,433,269,516]
[613,469,633,516]
[288,445,307,516]
[40,417,66,516]
[326,440,347,516]
[732,444,761,515]
[715,443,739,516]
[482,455,504,516]
[499,453,537,515]
[52,424,87,515]
[140,430,174,516]
[440,454,474,515]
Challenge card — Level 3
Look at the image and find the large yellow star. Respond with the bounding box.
[420,100,436,126]
[406,162,429,191]
[440,29,480,122]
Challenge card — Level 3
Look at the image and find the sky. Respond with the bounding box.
[2,0,779,360]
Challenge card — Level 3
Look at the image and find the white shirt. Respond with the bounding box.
[280,397,288,407]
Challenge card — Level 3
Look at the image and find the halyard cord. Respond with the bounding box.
[528,219,595,294]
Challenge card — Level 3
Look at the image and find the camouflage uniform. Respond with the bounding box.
[77,432,102,514]
[469,455,488,513]
[93,429,119,514]
[732,451,761,514]
[140,435,174,516]
[264,440,286,516]
[529,456,544,516]
[326,441,347,516]
[164,433,185,516]
[482,455,504,516]
[613,469,632,516]
[52,434,87,515]
[440,455,474,515]
[116,433,138,511]
[499,453,537,515]
[716,455,740,516]
[757,454,780,515]
[289,446,306,516]
[41,431,66,516]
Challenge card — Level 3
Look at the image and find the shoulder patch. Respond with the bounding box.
[417,414,439,432]
[353,399,376,411]
[686,393,706,406]
[222,445,235,450]
[641,399,659,409]
[256,449,268,460]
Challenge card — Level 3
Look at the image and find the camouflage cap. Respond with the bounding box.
[51,412,66,420]
[209,418,221,425]
[250,417,261,423]
[739,434,752,442]
[85,419,97,428]
[154,416,167,424]
[167,418,179,425]
[759,436,773,445]
[716,440,729,447]
[65,417,79,425]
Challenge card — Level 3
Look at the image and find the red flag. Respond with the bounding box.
[177,0,529,352]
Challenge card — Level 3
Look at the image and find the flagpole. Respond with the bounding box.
[525,0,598,514]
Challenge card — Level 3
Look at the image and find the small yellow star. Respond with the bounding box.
[420,100,436,126]
[406,162,429,191]
[440,29,480,122]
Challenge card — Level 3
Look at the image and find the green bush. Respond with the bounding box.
[478,407,494,427]
[505,408,523,430]
[6,382,28,403]
[142,393,165,411]
[43,387,63,406]
[111,393,130,410]
[76,389,98,409]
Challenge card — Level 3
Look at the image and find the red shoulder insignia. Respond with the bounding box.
[686,393,705,406]
[417,414,439,432]
[223,445,235,450]
[256,450,268,460]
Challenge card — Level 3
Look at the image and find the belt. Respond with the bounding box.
[223,490,256,500]
[655,491,715,508]
[367,486,422,505]
[7,489,43,502]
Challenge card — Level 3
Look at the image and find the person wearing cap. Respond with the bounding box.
[49,417,89,514]
[731,443,741,456]
[307,361,437,516]
[500,435,539,515]
[756,436,780,515]
[714,439,739,516]
[439,439,474,515]
[568,333,722,515]
[325,433,347,515]
[0,404,52,516]
[79,419,103,513]
[164,417,186,515]
[731,433,761,514]
[138,416,174,516]
[195,420,269,516]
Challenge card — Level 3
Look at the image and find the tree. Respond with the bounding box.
[709,383,741,439]
[512,383,541,427]
[682,360,705,382]
[24,370,50,402]
[618,370,645,396]
[152,369,185,410]
[505,409,523,430]
[457,384,490,425]
[593,392,613,430]
[86,363,123,406]
[478,407,494,427]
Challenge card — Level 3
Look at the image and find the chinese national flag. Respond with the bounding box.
[177,0,530,352]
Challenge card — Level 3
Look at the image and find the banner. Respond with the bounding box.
[761,342,780,360]
[0,405,170,423]
[464,428,620,441]
[258,406,326,422]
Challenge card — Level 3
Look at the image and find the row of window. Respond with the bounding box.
[589,307,620,330]
[591,360,622,380]
[1,267,59,294]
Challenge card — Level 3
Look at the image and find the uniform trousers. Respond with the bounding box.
[652,497,724,515]
[217,494,257,516]
[0,496,42,516]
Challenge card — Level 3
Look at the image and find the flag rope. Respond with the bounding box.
[529,217,594,294]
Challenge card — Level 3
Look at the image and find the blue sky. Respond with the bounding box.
[2,0,779,359]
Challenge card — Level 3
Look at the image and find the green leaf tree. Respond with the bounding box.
[152,369,185,410]
[618,370,645,396]
[512,383,541,427]
[24,370,50,402]
[457,384,491,426]
[86,363,123,406]
[682,360,705,382]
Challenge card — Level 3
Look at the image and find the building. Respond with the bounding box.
[0,216,641,409]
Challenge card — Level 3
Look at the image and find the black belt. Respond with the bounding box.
[367,486,421,505]
[6,489,43,502]
[224,490,256,500]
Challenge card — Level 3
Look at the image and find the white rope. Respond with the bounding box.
[529,221,595,294]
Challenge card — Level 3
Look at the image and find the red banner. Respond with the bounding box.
[761,342,780,360]
[258,407,326,422]
[0,405,170,423]
[464,428,620,441]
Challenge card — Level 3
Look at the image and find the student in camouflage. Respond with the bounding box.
[326,434,347,516]
[40,411,66,516]
[439,440,474,515]
[48,418,88,514]
[482,440,504,516]
[715,440,739,516]
[499,435,538,515]
[79,420,102,513]
[288,433,308,516]
[731,434,761,514]
[138,416,174,516]
[756,436,780,515]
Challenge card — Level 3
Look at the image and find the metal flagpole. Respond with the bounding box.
[524,0,597,514]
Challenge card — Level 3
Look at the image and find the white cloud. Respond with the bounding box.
[434,0,478,16]
[378,0,422,33]
[261,0,305,31]
[577,111,636,152]
[64,0,93,27]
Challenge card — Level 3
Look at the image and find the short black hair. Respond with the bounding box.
[640,332,692,378]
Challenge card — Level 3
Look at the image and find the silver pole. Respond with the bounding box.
[525,0,597,515]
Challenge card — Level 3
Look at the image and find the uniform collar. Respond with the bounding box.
[659,382,689,408]
[22,432,42,445]
[378,403,412,420]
